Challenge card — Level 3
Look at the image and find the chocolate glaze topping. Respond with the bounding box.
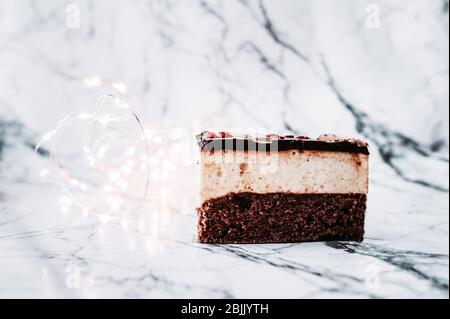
[196,131,369,155]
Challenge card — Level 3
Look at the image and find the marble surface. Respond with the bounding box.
[0,0,449,298]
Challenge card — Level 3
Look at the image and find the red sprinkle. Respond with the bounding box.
[205,132,217,139]
[218,131,232,138]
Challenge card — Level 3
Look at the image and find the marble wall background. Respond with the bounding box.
[1,0,449,189]
[0,0,448,298]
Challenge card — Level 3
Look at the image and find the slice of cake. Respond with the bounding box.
[196,132,369,244]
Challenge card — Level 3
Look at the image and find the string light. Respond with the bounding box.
[35,73,194,247]
[35,89,150,219]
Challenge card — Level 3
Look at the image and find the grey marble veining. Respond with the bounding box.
[0,0,448,298]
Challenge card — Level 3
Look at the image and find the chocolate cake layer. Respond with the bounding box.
[197,132,369,155]
[197,193,366,244]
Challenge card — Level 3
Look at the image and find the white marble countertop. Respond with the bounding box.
[0,0,448,298]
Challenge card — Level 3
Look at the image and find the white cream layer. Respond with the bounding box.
[200,150,368,202]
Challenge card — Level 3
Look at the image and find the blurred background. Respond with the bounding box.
[0,0,448,299]
[0,0,448,190]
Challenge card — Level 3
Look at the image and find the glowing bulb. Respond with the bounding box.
[99,213,112,224]
[128,238,136,251]
[160,170,169,180]
[108,171,121,181]
[111,81,128,95]
[125,147,136,156]
[107,196,122,212]
[60,196,71,204]
[103,185,114,192]
[169,127,185,140]
[41,130,56,142]
[96,146,108,159]
[78,113,92,120]
[121,166,132,175]
[39,169,50,177]
[87,156,96,167]
[154,136,163,144]
[83,76,102,87]
[148,157,159,165]
[144,129,154,138]
[162,160,176,171]
[60,196,72,215]
[152,170,161,180]
[82,208,90,218]
[120,182,129,192]
[121,219,129,231]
